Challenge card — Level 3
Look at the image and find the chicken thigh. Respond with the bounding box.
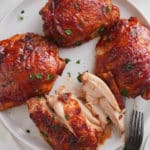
[96,17,150,104]
[0,33,65,110]
[40,0,120,47]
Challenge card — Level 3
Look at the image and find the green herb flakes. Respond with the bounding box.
[47,74,54,80]
[64,29,72,35]
[76,60,80,64]
[65,58,71,64]
[124,62,133,71]
[98,27,105,34]
[121,88,128,97]
[76,40,82,46]
[52,125,61,132]
[65,114,70,120]
[36,74,42,80]
[29,73,35,80]
[18,16,24,21]
[103,6,110,14]
[77,72,82,82]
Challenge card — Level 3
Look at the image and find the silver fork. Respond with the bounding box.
[124,110,144,150]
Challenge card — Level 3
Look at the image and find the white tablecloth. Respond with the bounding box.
[0,0,150,149]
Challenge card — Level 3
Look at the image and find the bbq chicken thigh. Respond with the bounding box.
[96,17,150,106]
[0,33,65,111]
[27,97,80,150]
[40,0,120,47]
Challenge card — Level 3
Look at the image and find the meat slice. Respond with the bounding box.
[46,88,102,148]
[96,17,150,101]
[40,0,120,47]
[81,72,125,134]
[27,97,79,150]
[0,33,65,111]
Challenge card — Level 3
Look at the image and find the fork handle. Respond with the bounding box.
[124,145,139,150]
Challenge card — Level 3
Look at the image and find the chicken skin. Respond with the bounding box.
[27,97,80,150]
[0,33,65,111]
[40,0,120,47]
[96,17,150,107]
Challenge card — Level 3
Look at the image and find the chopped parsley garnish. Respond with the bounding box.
[103,6,110,14]
[64,29,72,35]
[98,27,105,34]
[65,114,70,120]
[19,16,24,21]
[77,72,82,82]
[124,62,133,71]
[40,131,48,137]
[65,58,71,64]
[26,129,30,133]
[52,125,61,132]
[35,74,42,80]
[47,74,54,80]
[76,40,82,46]
[29,73,35,80]
[76,60,80,64]
[121,88,128,97]
[67,72,71,77]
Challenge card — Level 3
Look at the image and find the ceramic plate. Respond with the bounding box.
[0,0,150,150]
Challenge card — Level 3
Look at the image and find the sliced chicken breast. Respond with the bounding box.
[27,97,79,150]
[46,90,102,148]
[81,72,125,134]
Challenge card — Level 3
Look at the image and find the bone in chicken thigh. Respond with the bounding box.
[96,17,150,103]
[40,0,120,47]
[0,33,65,111]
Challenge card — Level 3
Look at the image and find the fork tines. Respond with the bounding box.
[124,110,144,150]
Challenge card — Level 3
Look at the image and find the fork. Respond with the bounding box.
[124,110,144,150]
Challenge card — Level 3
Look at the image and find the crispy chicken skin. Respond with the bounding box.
[27,97,80,150]
[96,17,150,105]
[40,0,120,47]
[0,33,65,111]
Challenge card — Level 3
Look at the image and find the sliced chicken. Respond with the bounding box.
[46,89,103,148]
[27,97,80,150]
[81,72,125,134]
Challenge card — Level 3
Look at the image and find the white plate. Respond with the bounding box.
[0,0,150,150]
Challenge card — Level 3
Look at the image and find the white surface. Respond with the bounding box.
[0,0,150,150]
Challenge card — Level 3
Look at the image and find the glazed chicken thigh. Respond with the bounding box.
[27,97,80,150]
[0,33,65,110]
[96,17,150,106]
[40,0,120,47]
